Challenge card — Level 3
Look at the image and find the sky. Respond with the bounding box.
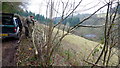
[27,0,117,17]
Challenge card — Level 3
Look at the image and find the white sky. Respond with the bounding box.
[27,0,117,17]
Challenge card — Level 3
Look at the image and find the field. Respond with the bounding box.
[17,23,118,66]
[53,25,118,66]
[57,34,118,66]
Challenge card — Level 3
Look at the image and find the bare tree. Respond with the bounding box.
[91,1,119,67]
[31,0,119,67]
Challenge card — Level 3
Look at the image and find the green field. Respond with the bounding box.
[53,27,118,66]
[18,23,118,66]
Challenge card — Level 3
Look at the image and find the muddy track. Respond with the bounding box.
[2,37,18,66]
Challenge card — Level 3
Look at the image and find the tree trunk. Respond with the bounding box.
[118,13,120,65]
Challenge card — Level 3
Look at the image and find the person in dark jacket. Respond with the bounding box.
[17,17,23,33]
[14,14,23,36]
[14,14,23,44]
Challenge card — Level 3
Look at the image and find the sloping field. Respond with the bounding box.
[17,23,118,66]
[37,23,118,66]
[53,27,118,66]
[62,34,118,65]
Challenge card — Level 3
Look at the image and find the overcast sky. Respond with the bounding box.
[27,0,116,17]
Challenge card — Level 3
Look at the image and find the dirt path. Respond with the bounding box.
[2,37,18,66]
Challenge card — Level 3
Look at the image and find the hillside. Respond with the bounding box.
[53,14,105,42]
[60,34,118,66]
[17,23,118,66]
[53,27,118,66]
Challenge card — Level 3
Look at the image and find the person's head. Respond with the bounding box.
[30,16,34,19]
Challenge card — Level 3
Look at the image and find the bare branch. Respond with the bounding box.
[77,24,105,28]
[69,3,108,32]
[83,60,101,66]
[91,3,110,68]
[53,0,83,29]
[86,44,101,60]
